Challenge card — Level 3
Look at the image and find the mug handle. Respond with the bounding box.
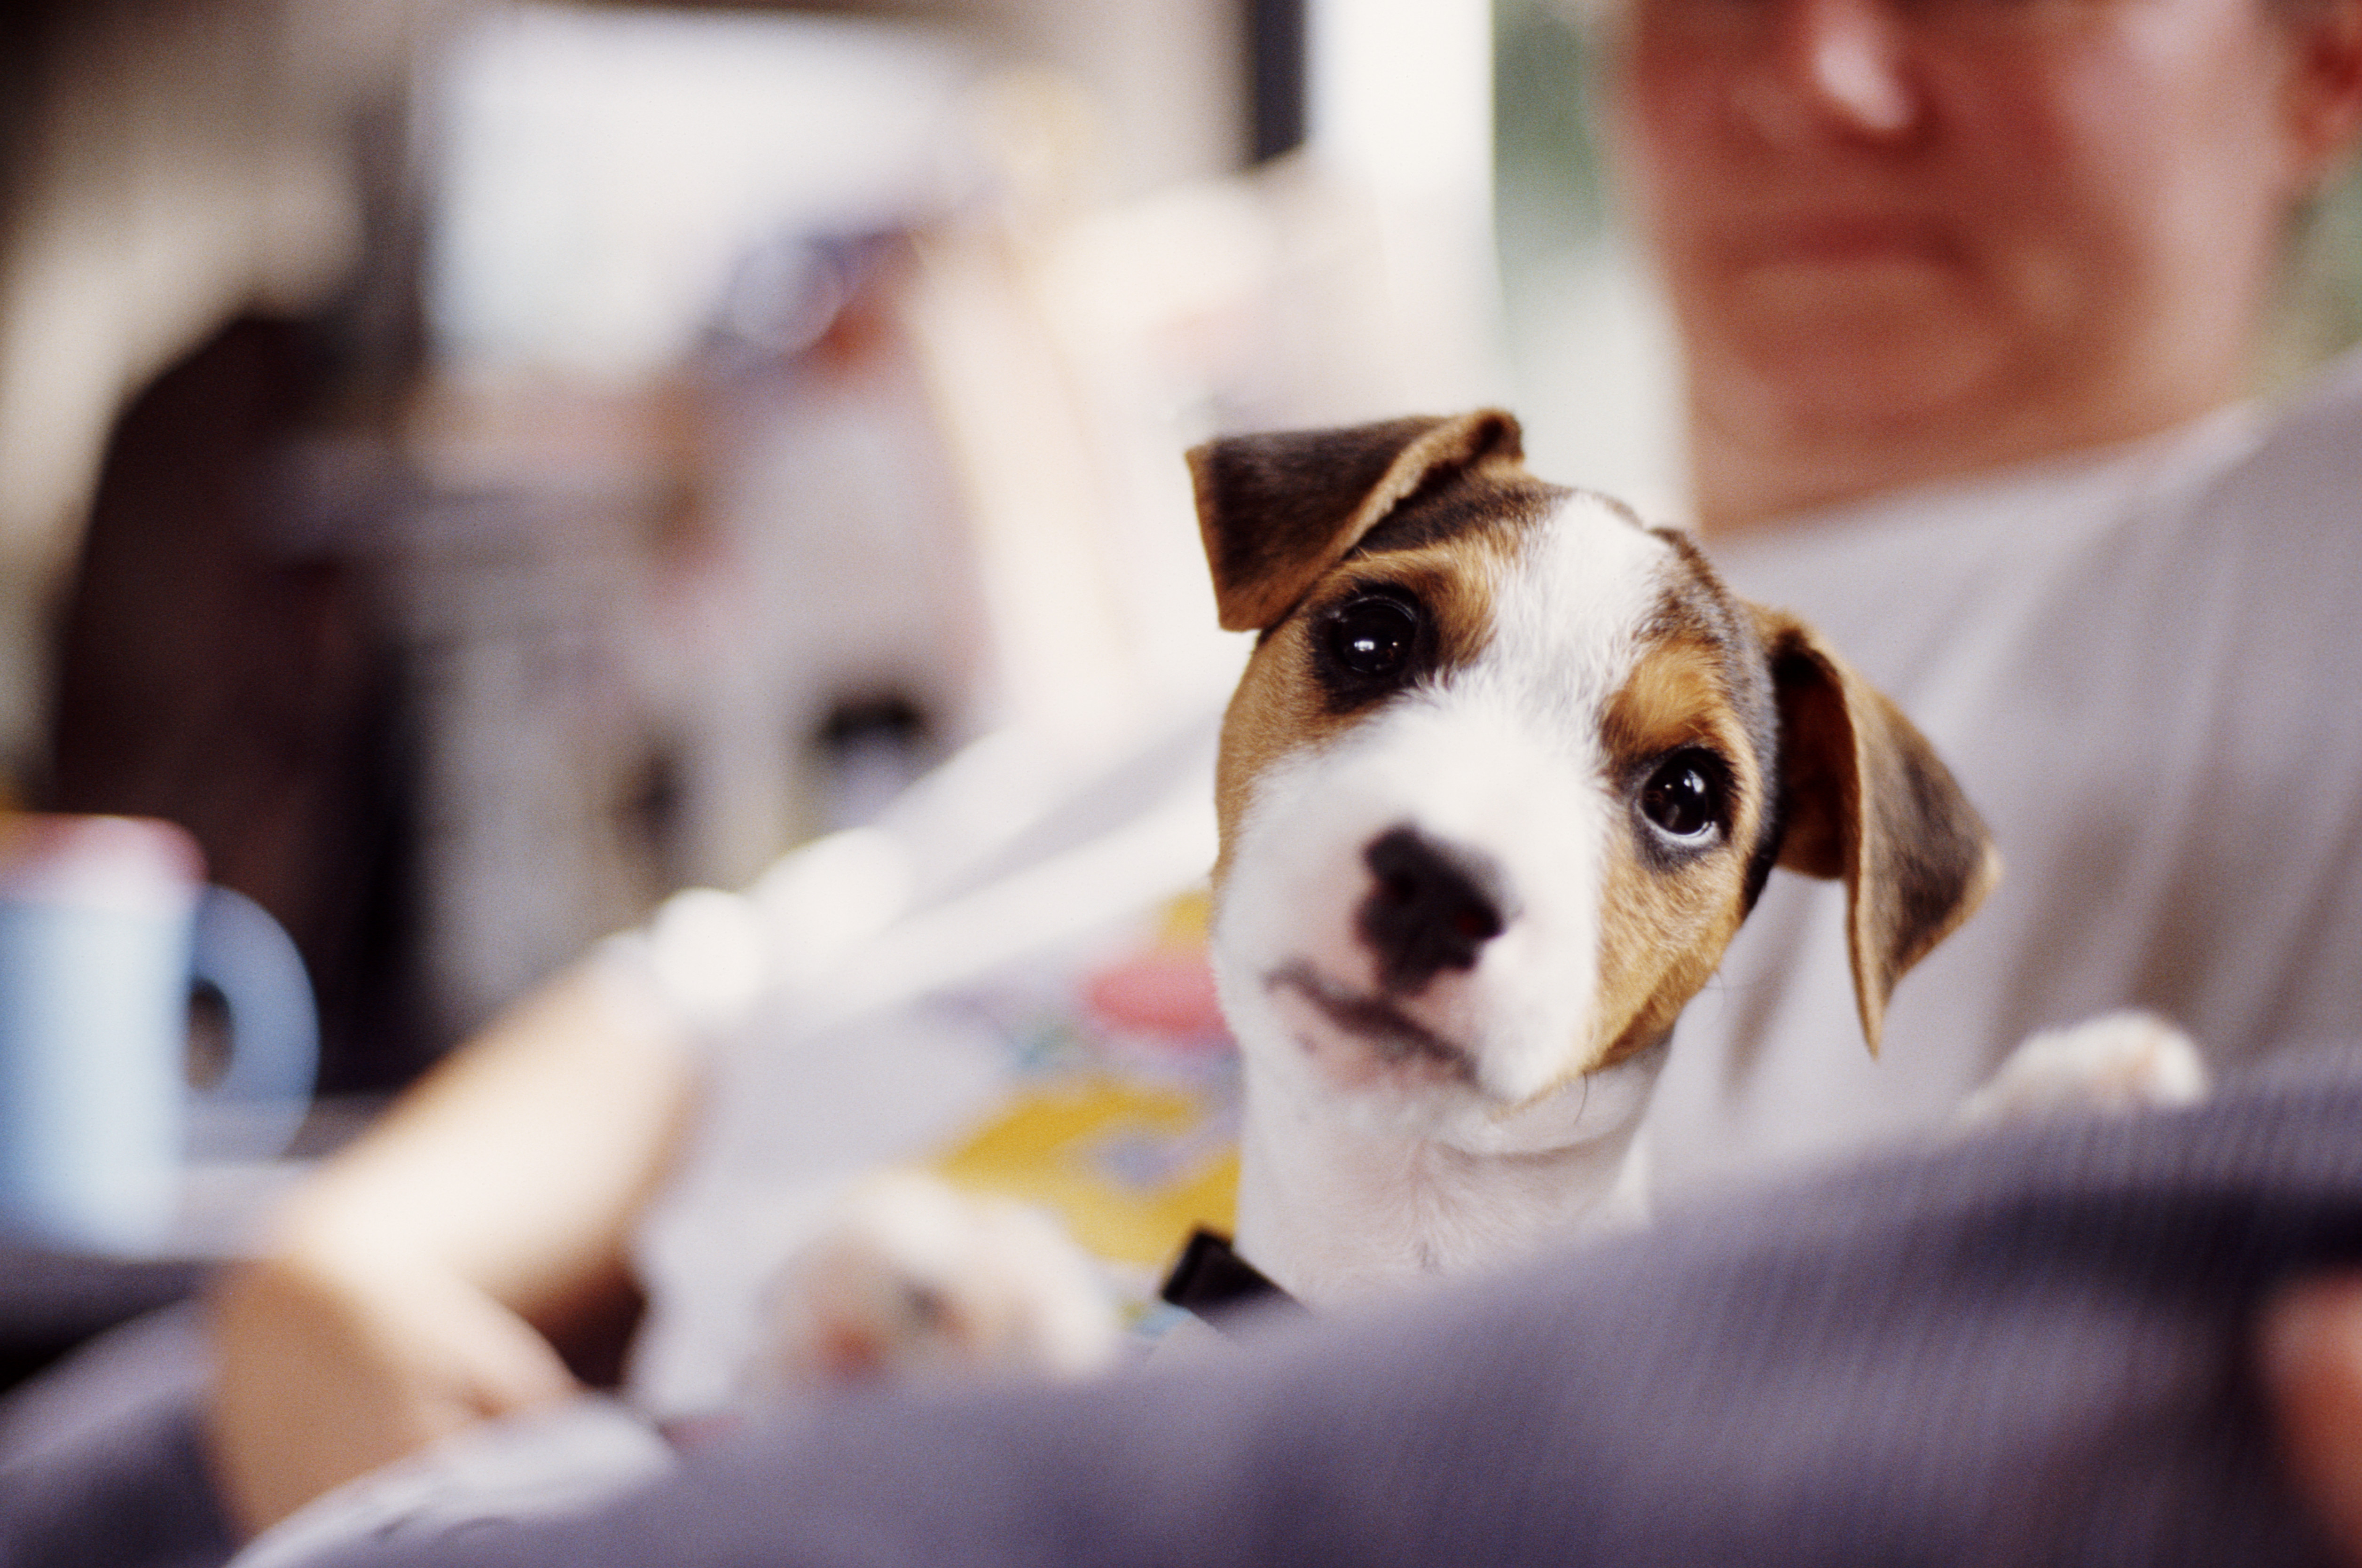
[187,885,319,1160]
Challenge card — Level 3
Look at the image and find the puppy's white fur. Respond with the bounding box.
[1214,497,1680,1298]
[1956,1010,2209,1128]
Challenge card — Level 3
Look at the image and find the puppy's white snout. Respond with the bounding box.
[1357,825,1511,996]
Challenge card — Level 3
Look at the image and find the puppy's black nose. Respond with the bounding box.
[1358,826,1506,994]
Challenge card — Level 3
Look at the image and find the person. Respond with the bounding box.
[1615,0,2362,1183]
[13,0,2362,1557]
[1595,6,2362,1538]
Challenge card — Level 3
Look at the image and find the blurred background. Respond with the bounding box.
[4,0,2359,1110]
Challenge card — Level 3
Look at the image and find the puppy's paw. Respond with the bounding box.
[1955,1009,2209,1129]
[748,1170,1118,1395]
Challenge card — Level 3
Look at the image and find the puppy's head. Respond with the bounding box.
[1192,411,1998,1145]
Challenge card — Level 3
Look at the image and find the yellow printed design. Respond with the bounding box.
[1156,888,1212,947]
[931,1075,1237,1271]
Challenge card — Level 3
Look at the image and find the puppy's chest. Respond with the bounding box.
[1250,1110,1647,1291]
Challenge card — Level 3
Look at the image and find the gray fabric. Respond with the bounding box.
[281,1061,2362,1568]
[0,1304,235,1568]
[8,1066,2355,1567]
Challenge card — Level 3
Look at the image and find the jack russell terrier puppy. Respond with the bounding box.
[1188,408,1997,1308]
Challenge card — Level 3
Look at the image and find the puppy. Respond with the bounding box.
[1191,409,2000,1306]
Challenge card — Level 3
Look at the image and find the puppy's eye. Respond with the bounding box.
[1639,753,1725,843]
[1324,594,1421,682]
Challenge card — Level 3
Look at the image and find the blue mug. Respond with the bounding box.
[0,814,317,1254]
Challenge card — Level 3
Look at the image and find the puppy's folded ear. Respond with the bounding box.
[1753,606,2002,1056]
[1188,410,1524,631]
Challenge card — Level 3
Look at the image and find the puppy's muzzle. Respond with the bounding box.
[1358,826,1510,995]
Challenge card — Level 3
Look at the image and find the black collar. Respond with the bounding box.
[1159,1228,1307,1334]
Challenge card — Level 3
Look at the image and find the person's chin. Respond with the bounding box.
[1716,282,2009,434]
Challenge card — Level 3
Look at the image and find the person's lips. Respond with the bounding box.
[1726,214,1956,269]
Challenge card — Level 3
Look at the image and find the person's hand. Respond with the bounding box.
[2261,1272,2362,1561]
[204,1239,581,1538]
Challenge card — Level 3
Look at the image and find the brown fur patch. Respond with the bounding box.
[1213,520,1533,884]
[1601,640,1742,763]
[1751,604,2002,1052]
[1577,572,1779,1075]
[1350,465,1562,560]
[1587,835,1752,1072]
[1192,411,1526,631]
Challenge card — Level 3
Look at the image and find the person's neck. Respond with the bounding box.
[1687,383,2243,539]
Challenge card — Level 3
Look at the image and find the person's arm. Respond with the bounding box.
[205,959,699,1537]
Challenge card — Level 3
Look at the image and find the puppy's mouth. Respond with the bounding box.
[1266,961,1475,1085]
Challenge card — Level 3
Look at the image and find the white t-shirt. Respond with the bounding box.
[1647,347,2362,1194]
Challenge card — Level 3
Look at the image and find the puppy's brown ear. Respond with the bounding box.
[1753,606,2002,1055]
[1188,410,1524,631]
